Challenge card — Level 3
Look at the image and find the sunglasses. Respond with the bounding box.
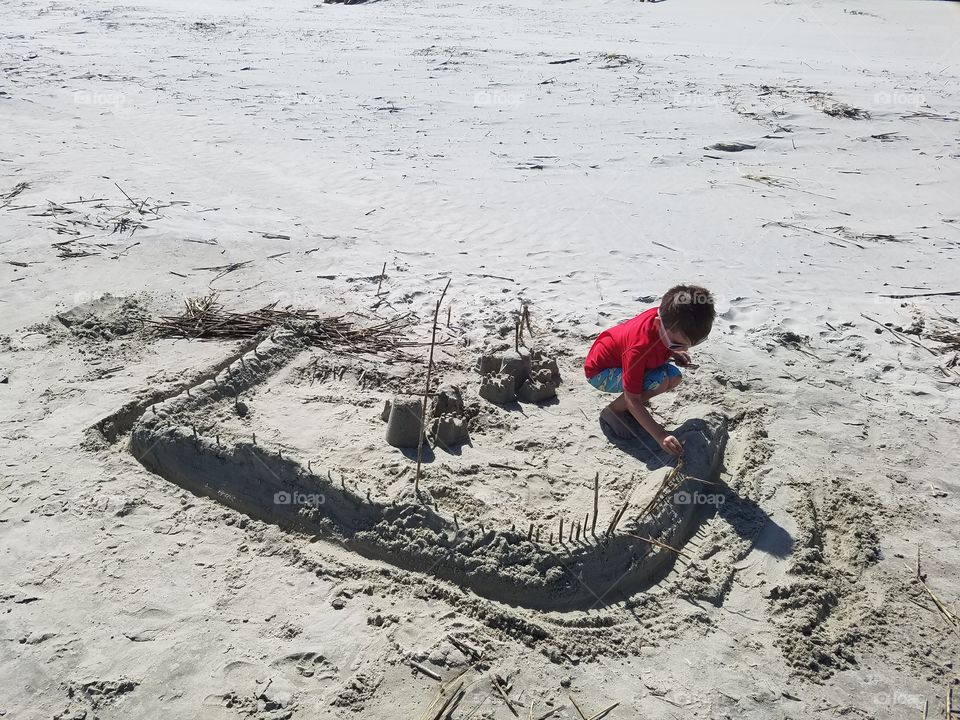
[658,321,693,351]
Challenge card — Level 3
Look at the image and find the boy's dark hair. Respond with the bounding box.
[659,285,715,344]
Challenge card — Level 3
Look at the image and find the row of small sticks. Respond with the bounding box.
[450,465,688,556]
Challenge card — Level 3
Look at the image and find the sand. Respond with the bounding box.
[2,0,960,717]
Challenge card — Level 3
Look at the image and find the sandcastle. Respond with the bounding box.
[382,385,469,450]
[92,326,727,610]
[380,348,560,451]
[477,349,561,405]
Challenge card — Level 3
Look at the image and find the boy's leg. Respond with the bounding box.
[640,364,682,401]
[592,365,681,439]
[640,372,682,401]
[609,392,628,413]
[601,365,682,438]
[599,402,634,439]
[587,370,635,439]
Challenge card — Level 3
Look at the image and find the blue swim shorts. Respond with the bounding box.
[587,363,681,394]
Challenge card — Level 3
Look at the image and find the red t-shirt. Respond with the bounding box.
[583,308,671,394]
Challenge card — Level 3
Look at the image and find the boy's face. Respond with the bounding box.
[658,318,694,350]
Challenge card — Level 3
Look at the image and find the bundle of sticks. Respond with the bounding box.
[635,457,688,521]
[152,293,417,358]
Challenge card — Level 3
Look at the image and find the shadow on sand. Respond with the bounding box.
[603,414,793,561]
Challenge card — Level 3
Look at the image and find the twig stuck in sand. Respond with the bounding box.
[447,635,482,662]
[651,240,677,252]
[762,220,864,249]
[747,176,835,200]
[860,313,939,357]
[522,303,534,338]
[375,260,387,296]
[569,697,620,720]
[410,661,442,681]
[879,290,960,300]
[415,278,452,497]
[419,676,465,720]
[534,709,560,720]
[493,675,519,717]
[192,260,254,283]
[0,181,30,209]
[635,457,687,522]
[592,473,599,536]
[624,532,691,559]
[586,702,620,720]
[114,182,142,213]
[606,502,629,538]
[906,554,960,640]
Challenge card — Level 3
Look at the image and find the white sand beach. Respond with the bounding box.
[2,0,959,717]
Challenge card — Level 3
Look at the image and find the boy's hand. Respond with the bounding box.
[658,434,683,456]
[672,350,694,367]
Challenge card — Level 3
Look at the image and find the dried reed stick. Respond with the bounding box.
[623,532,690,559]
[415,278,451,497]
[592,473,599,536]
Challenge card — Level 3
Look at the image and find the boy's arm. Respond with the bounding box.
[623,391,683,455]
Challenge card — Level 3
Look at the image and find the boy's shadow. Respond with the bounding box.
[603,414,792,559]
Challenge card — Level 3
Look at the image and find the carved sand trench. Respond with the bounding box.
[114,328,728,611]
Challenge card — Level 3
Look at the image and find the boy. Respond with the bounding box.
[583,285,715,456]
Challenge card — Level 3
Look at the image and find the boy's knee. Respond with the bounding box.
[668,375,682,390]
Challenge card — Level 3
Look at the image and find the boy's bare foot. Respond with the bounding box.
[599,406,636,440]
